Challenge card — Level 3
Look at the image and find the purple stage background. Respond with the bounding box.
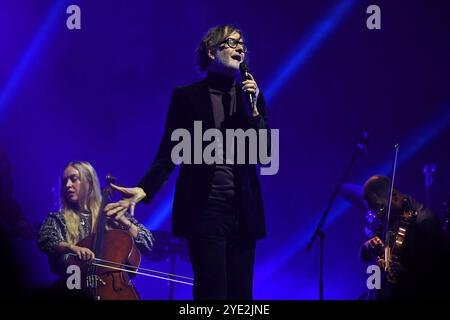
[1,0,449,299]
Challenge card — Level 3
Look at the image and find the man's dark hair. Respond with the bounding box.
[363,176,390,199]
[363,175,393,211]
[195,24,244,74]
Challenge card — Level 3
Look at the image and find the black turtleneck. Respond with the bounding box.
[206,72,237,210]
[207,71,237,128]
[206,71,235,91]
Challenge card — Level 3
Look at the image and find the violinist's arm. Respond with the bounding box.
[360,236,384,261]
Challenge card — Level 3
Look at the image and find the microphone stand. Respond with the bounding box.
[306,132,367,300]
[423,162,436,209]
[168,253,176,300]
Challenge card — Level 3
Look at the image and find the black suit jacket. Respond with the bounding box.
[138,78,270,241]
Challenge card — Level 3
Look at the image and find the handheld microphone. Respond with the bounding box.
[239,62,254,107]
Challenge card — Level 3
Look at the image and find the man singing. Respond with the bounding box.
[105,24,270,300]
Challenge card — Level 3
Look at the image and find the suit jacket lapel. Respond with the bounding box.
[191,79,215,131]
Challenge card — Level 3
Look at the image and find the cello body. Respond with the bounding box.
[67,175,142,300]
[68,229,141,300]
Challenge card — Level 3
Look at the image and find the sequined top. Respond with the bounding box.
[38,210,154,275]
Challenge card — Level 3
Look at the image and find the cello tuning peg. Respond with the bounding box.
[106,174,117,184]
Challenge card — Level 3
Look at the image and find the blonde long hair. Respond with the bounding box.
[60,161,102,244]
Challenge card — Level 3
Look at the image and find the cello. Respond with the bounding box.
[68,175,141,300]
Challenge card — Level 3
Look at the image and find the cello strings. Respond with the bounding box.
[92,257,194,280]
[90,261,193,286]
[68,253,193,280]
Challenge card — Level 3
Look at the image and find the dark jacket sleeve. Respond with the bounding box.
[137,88,190,203]
[415,209,447,270]
[248,91,269,130]
[247,92,271,160]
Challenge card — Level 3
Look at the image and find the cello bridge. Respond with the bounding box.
[86,275,106,289]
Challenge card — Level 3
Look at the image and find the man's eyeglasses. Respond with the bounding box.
[219,38,248,53]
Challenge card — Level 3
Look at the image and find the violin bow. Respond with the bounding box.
[382,143,399,271]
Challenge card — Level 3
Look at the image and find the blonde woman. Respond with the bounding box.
[38,161,154,276]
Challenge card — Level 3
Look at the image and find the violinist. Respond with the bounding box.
[360,175,448,299]
[37,161,154,283]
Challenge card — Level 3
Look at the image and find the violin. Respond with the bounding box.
[381,198,417,284]
[375,145,417,285]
